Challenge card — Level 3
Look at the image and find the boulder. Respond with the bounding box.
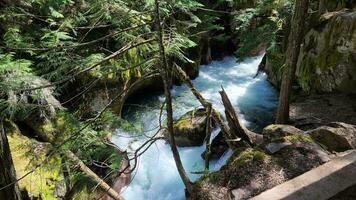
[296,10,356,93]
[170,108,215,147]
[262,124,304,143]
[201,132,229,160]
[309,122,356,152]
[265,10,356,94]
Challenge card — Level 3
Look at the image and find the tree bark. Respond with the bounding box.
[0,120,22,200]
[154,0,194,194]
[275,0,309,124]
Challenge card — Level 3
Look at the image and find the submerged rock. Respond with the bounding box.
[169,108,215,147]
[309,122,356,152]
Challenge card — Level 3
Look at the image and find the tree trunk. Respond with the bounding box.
[275,0,309,124]
[154,0,193,194]
[0,120,22,200]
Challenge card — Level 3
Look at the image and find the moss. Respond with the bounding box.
[228,148,268,166]
[174,117,193,129]
[173,109,206,130]
[5,121,63,200]
[272,134,313,144]
[298,54,314,91]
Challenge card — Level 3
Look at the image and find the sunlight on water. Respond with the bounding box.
[112,56,278,200]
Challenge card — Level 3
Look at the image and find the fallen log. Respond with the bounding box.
[64,150,124,200]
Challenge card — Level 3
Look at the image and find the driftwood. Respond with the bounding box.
[174,64,240,149]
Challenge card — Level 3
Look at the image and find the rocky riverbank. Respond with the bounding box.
[190,122,356,200]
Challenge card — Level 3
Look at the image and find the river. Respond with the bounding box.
[112,55,278,200]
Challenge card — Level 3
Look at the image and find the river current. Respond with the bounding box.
[112,56,278,200]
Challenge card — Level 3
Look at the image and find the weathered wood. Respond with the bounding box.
[219,87,253,145]
[174,64,239,149]
[64,150,124,200]
[0,120,22,200]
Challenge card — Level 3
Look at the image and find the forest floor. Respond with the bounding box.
[290,93,356,130]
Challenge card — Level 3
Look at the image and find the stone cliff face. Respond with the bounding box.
[265,2,356,94]
[296,10,356,94]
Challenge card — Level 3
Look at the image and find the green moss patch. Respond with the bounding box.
[5,121,63,200]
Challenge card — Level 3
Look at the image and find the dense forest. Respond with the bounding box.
[0,0,355,200]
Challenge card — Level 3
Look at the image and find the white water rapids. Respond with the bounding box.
[112,56,278,200]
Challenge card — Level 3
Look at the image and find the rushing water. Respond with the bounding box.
[112,56,278,200]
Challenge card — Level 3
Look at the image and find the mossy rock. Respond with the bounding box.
[227,148,269,167]
[262,124,304,143]
[193,138,330,200]
[296,10,356,93]
[5,120,65,200]
[170,108,215,147]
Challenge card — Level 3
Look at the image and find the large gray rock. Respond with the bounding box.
[296,10,356,93]
[309,122,356,152]
[169,109,215,147]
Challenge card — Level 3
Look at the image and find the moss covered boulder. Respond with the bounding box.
[309,122,356,152]
[262,124,304,143]
[5,121,65,200]
[170,108,215,147]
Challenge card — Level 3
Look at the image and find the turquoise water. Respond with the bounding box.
[112,56,278,200]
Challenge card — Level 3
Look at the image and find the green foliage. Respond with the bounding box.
[0,0,221,198]
[0,53,61,120]
[232,0,292,59]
